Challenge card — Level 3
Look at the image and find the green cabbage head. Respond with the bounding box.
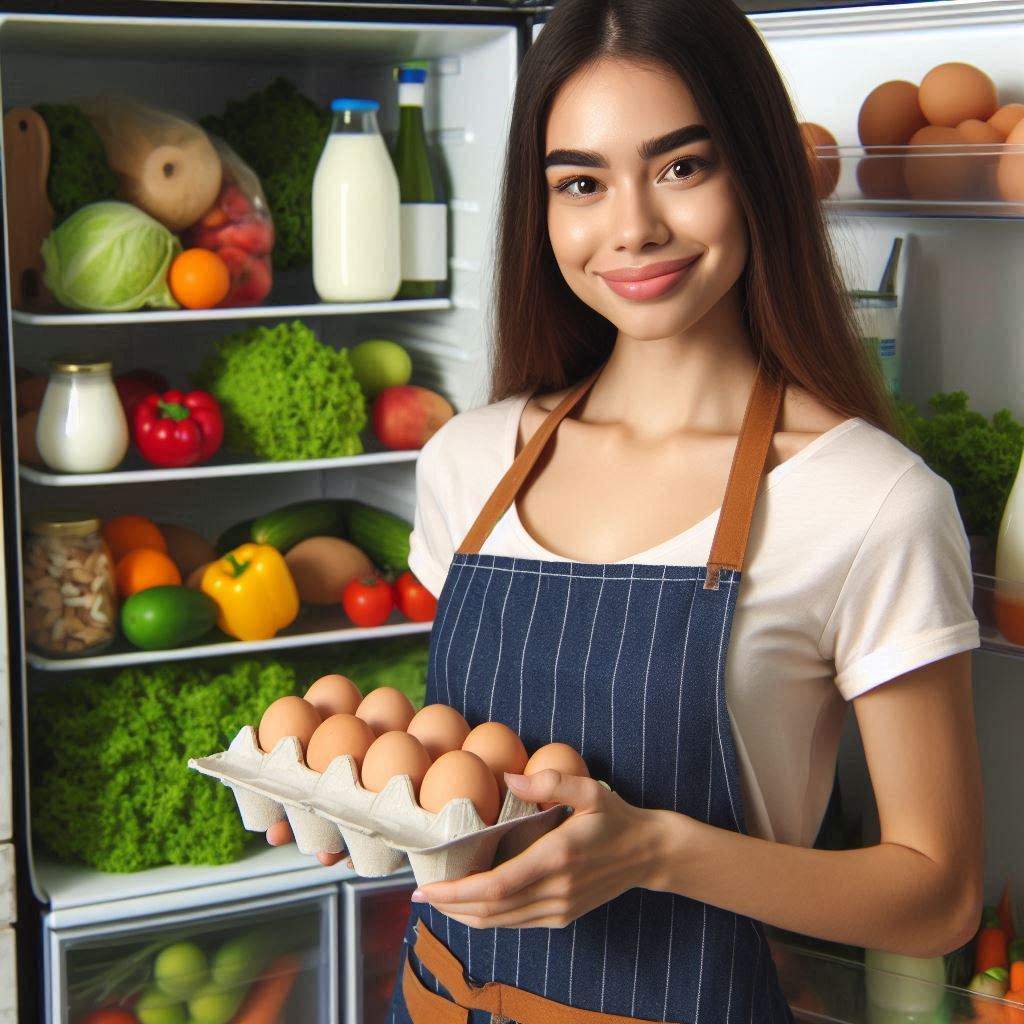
[42,200,181,312]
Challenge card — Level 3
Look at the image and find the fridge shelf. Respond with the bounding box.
[812,145,1024,221]
[973,571,1024,658]
[27,612,432,672]
[11,296,452,327]
[19,446,418,486]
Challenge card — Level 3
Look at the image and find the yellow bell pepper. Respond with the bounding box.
[201,543,299,641]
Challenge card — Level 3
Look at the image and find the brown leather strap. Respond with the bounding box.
[704,368,784,590]
[457,368,602,556]
[404,954,467,1023]
[409,921,685,1024]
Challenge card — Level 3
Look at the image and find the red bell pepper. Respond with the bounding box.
[133,390,224,468]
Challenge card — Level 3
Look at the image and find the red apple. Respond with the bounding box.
[216,219,274,255]
[220,184,253,220]
[372,385,454,450]
[217,248,272,307]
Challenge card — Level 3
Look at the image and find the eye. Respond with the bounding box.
[662,157,710,183]
[551,175,605,199]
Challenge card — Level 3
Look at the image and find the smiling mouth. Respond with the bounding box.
[596,256,701,300]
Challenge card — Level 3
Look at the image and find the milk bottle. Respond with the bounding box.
[312,99,401,302]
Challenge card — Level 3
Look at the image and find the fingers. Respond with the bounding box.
[504,770,605,812]
[266,819,294,846]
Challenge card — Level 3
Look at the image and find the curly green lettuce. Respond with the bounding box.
[193,320,366,460]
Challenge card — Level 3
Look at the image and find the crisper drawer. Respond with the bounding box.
[0,926,16,1024]
[47,886,337,1024]
[342,873,417,1024]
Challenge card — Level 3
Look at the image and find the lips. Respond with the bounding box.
[595,255,701,300]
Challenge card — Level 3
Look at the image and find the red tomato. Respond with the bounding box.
[343,577,394,627]
[78,1010,140,1024]
[394,572,438,622]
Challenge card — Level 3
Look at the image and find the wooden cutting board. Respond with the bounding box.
[3,106,56,311]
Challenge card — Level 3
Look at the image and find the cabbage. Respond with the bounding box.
[41,200,181,312]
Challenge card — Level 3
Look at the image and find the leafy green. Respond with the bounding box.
[34,103,118,224]
[30,639,429,873]
[192,320,366,460]
[199,78,331,272]
[895,392,1024,541]
[41,200,180,312]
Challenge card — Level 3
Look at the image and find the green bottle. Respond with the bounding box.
[393,64,448,299]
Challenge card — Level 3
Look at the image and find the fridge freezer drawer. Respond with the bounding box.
[342,873,417,1024]
[46,887,338,1024]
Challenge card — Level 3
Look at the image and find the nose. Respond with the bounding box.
[610,181,670,252]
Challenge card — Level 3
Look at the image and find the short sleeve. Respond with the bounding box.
[819,461,980,700]
[408,430,455,599]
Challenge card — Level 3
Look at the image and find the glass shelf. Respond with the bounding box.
[816,144,1024,220]
[27,611,432,672]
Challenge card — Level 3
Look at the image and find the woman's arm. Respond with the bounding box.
[652,651,983,957]
[415,652,983,959]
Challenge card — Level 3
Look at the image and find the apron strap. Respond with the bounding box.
[456,364,784,592]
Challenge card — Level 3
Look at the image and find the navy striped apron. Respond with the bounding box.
[388,365,796,1023]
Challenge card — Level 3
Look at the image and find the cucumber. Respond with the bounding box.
[215,518,255,556]
[336,500,412,574]
[121,586,219,650]
[251,500,341,551]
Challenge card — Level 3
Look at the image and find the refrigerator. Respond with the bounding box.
[0,0,1022,1021]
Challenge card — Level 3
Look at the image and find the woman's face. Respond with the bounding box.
[544,59,749,343]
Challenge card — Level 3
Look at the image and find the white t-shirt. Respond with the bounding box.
[408,392,980,848]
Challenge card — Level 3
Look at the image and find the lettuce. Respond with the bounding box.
[41,200,181,312]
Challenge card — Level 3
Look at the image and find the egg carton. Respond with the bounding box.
[189,725,569,886]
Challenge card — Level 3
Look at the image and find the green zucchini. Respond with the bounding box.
[120,586,219,650]
[251,500,340,551]
[215,518,255,556]
[336,500,412,573]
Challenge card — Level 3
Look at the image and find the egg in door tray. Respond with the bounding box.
[189,674,594,884]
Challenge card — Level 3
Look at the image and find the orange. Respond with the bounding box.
[102,515,167,563]
[115,548,182,598]
[168,248,231,309]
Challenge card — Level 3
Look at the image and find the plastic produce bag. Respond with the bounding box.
[77,93,223,232]
[183,137,274,307]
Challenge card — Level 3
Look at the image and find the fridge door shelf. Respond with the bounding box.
[19,446,419,487]
[973,571,1024,658]
[26,611,431,672]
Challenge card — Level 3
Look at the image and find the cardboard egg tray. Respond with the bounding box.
[189,725,570,886]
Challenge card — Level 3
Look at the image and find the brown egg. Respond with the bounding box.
[798,122,840,200]
[904,125,972,200]
[305,713,376,775]
[258,696,322,757]
[462,721,529,799]
[304,673,363,719]
[525,743,591,810]
[354,686,415,735]
[419,750,500,826]
[957,118,1004,144]
[996,117,1024,202]
[407,704,471,761]
[856,152,908,200]
[990,103,1024,138]
[919,62,997,128]
[858,80,928,149]
[360,731,432,796]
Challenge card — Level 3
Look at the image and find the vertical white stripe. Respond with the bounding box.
[695,902,707,1024]
[443,560,478,706]
[430,557,466,702]
[465,920,473,982]
[486,563,517,720]
[568,920,578,1004]
[549,562,573,741]
[749,921,763,1024]
[673,577,699,809]
[492,926,499,981]
[726,912,736,1022]
[462,559,497,705]
[662,899,676,1021]
[631,890,644,1014]
[639,567,668,806]
[600,902,611,1011]
[516,927,522,987]
[517,566,544,734]
[579,565,606,757]
[609,567,636,777]
[714,577,743,830]
[544,930,552,995]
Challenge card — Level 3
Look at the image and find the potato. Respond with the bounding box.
[284,536,375,605]
[158,523,217,580]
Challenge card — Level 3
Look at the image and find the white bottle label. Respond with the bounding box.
[400,203,447,282]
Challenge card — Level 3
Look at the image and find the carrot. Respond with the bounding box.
[229,953,302,1024]
[1012,962,1024,993]
[978,924,1010,974]
[1001,882,1017,944]
[1005,990,1024,1024]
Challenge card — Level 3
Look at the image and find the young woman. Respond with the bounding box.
[272,0,984,1018]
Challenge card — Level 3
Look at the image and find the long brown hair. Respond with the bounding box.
[489,0,895,433]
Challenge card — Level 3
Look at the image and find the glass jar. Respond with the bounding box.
[23,516,117,657]
[35,357,129,473]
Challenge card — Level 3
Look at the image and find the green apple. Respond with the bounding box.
[153,941,208,1000]
[136,985,188,1024]
[188,981,245,1024]
[210,933,273,989]
[349,339,412,399]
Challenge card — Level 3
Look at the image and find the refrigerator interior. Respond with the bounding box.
[0,0,1022,1021]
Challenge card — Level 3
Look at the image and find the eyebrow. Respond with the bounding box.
[544,124,711,169]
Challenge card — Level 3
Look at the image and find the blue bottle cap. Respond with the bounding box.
[330,99,380,112]
[397,68,428,84]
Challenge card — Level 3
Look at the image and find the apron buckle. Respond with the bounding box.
[704,565,721,591]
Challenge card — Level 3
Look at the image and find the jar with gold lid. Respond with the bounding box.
[35,356,129,473]
[23,515,117,657]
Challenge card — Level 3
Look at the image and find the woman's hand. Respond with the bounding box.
[265,819,351,868]
[410,770,672,929]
